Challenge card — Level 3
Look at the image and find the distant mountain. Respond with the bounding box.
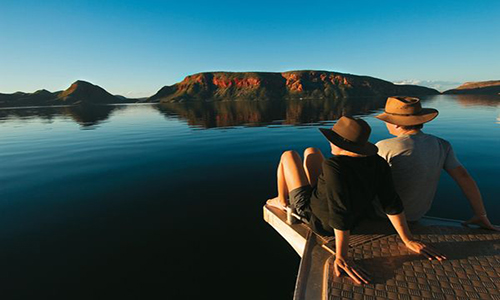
[393,80,461,93]
[57,80,120,104]
[444,80,500,95]
[0,72,441,108]
[148,71,440,103]
[0,81,134,107]
[0,89,58,107]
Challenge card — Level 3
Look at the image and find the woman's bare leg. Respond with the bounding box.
[303,147,325,187]
[269,150,310,209]
[276,158,289,206]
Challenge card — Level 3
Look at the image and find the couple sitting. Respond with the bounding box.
[268,96,496,284]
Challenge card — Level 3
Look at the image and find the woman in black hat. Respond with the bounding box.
[267,116,446,284]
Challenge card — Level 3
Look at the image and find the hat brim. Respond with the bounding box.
[319,128,378,156]
[375,108,438,126]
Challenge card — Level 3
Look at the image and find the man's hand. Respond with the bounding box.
[334,256,371,284]
[404,240,447,261]
[463,215,500,231]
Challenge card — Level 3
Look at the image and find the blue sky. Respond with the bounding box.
[1,0,499,96]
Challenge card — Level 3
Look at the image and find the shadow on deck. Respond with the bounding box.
[263,205,500,300]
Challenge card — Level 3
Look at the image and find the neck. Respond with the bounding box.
[397,129,421,137]
[338,150,367,157]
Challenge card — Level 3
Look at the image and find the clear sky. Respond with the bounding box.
[1,0,499,97]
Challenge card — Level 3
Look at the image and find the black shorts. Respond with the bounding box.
[289,185,313,220]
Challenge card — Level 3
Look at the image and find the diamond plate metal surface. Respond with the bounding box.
[323,226,500,300]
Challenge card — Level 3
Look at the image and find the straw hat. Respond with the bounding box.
[319,116,378,156]
[375,96,439,126]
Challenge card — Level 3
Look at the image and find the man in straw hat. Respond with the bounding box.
[268,116,445,284]
[375,96,497,230]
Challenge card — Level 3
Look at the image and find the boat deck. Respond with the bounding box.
[263,205,500,300]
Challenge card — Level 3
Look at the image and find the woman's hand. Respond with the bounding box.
[404,240,447,261]
[334,256,371,284]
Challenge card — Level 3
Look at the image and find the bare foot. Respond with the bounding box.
[266,197,287,211]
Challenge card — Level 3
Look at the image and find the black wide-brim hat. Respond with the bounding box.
[319,116,378,156]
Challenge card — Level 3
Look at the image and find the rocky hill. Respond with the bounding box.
[0,89,57,107]
[57,80,122,104]
[0,81,133,107]
[148,71,439,103]
[444,80,500,95]
[0,71,441,107]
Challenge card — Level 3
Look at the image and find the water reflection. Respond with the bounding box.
[62,105,123,127]
[0,104,123,128]
[455,94,500,107]
[0,95,499,130]
[155,97,388,128]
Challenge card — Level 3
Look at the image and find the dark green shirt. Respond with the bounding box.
[309,154,403,235]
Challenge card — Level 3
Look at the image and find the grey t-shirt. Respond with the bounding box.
[375,132,462,221]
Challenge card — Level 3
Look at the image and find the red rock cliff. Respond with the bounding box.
[149,70,439,102]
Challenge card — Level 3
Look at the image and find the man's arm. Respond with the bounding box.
[387,212,446,260]
[446,166,499,231]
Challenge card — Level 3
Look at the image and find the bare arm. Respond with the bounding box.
[335,229,350,258]
[446,166,498,230]
[447,166,485,214]
[333,229,370,284]
[387,212,446,260]
[386,212,412,243]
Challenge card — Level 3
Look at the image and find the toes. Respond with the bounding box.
[266,198,286,210]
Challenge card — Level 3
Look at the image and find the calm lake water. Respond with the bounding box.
[0,95,499,299]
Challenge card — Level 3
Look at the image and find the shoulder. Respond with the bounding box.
[376,136,410,158]
[323,156,343,170]
[372,154,391,170]
[373,153,389,163]
[422,133,453,149]
[325,155,385,166]
[376,136,410,149]
[375,136,401,147]
[321,157,344,181]
[435,135,452,147]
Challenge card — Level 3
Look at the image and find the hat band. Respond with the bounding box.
[338,135,365,146]
[384,110,420,116]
